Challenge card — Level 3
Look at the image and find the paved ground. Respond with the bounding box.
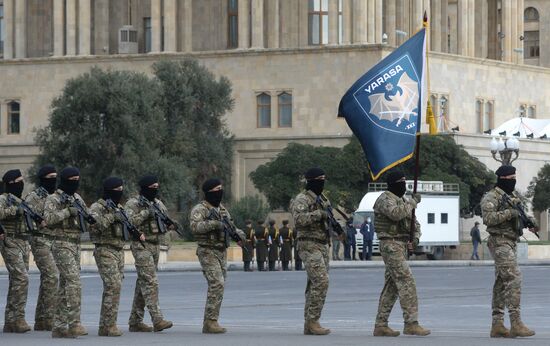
[1,266,550,345]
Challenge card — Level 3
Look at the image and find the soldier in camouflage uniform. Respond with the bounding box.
[279,220,293,271]
[27,165,58,331]
[90,177,146,337]
[0,169,31,333]
[254,220,268,271]
[44,167,90,338]
[242,220,255,272]
[482,165,536,338]
[125,175,173,333]
[190,178,246,333]
[372,171,430,337]
[267,220,280,271]
[290,167,336,335]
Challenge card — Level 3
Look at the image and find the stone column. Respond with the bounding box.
[385,0,396,45]
[14,0,26,58]
[467,0,475,56]
[66,0,77,55]
[510,0,518,63]
[501,0,513,62]
[374,0,383,43]
[342,0,352,44]
[367,0,375,43]
[238,0,250,48]
[353,0,367,44]
[412,0,423,33]
[269,0,280,48]
[3,0,14,59]
[298,0,308,46]
[53,0,64,56]
[457,0,468,56]
[79,0,91,55]
[474,0,487,58]
[94,0,109,55]
[440,0,448,52]
[183,0,193,52]
[151,0,162,52]
[487,0,498,59]
[251,0,264,48]
[164,0,177,51]
[328,0,338,44]
[517,0,524,64]
[430,0,441,51]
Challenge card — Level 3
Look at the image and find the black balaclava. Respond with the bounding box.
[139,175,159,201]
[38,164,57,194]
[59,167,80,195]
[305,167,326,196]
[3,169,24,198]
[495,165,516,195]
[269,220,276,226]
[386,170,407,197]
[103,176,124,204]
[202,178,223,207]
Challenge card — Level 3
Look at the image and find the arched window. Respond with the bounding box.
[524,7,540,58]
[257,93,271,128]
[524,7,539,22]
[308,0,328,45]
[8,101,20,134]
[278,92,292,127]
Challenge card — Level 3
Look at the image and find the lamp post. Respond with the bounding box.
[490,137,520,166]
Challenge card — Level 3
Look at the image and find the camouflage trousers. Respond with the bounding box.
[375,239,418,327]
[0,237,30,323]
[31,236,58,324]
[129,241,164,325]
[488,236,522,324]
[297,240,329,322]
[197,246,227,321]
[52,240,82,330]
[94,245,124,328]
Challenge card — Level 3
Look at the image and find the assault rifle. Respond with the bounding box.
[105,199,145,245]
[139,196,185,238]
[60,192,96,233]
[316,195,346,239]
[501,194,540,239]
[7,195,44,233]
[207,208,248,255]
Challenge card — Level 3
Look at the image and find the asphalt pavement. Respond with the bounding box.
[1,266,550,345]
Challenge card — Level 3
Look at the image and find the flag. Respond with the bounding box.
[338,29,427,180]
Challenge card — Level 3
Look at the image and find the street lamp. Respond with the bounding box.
[490,136,520,166]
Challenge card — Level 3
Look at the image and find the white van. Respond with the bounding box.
[353,181,460,260]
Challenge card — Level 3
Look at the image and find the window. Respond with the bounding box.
[427,213,435,224]
[476,99,483,133]
[144,17,152,52]
[278,92,292,127]
[441,213,448,224]
[524,7,539,22]
[228,0,238,48]
[528,105,536,118]
[308,0,328,45]
[257,93,271,128]
[484,101,494,131]
[0,4,4,56]
[8,101,20,134]
[524,31,539,58]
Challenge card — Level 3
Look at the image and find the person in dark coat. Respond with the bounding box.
[278,220,293,271]
[360,217,374,260]
[242,220,255,271]
[344,219,357,260]
[254,220,268,271]
[470,221,481,260]
[267,220,280,271]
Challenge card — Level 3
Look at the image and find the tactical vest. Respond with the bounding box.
[51,191,82,236]
[374,193,409,239]
[134,198,164,241]
[485,188,521,240]
[29,188,55,236]
[90,200,125,249]
[194,202,227,249]
[294,191,330,243]
[0,194,27,235]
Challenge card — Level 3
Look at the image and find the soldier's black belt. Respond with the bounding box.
[298,237,328,245]
[6,233,30,241]
[379,236,409,241]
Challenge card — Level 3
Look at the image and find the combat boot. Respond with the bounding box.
[13,320,31,333]
[373,325,400,337]
[69,323,88,336]
[490,320,510,338]
[98,325,123,337]
[34,320,53,331]
[52,328,77,338]
[403,322,431,336]
[3,322,15,333]
[202,319,227,334]
[129,322,153,332]
[153,319,173,332]
[304,320,331,335]
[510,321,535,338]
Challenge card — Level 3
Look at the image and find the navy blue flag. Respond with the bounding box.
[338,29,426,180]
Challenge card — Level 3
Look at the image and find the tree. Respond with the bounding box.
[228,195,271,229]
[528,164,550,212]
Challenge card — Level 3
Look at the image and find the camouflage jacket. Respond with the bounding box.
[0,193,27,235]
[481,187,533,240]
[43,189,88,238]
[24,187,53,235]
[190,201,244,249]
[89,199,125,249]
[373,191,421,241]
[289,190,330,243]
[124,195,168,243]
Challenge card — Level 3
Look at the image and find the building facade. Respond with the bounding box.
[0,0,549,200]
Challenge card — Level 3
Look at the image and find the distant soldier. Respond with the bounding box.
[267,220,280,271]
[44,167,90,338]
[242,220,255,271]
[90,177,145,337]
[125,175,173,333]
[372,171,430,337]
[279,220,293,271]
[0,169,31,333]
[290,167,334,335]
[254,220,268,271]
[482,165,536,338]
[27,165,58,331]
[190,178,246,333]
